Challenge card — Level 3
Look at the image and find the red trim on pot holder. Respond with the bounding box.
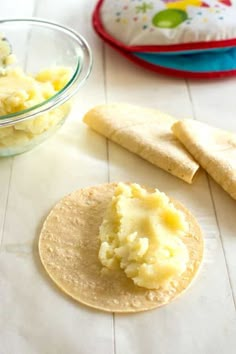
[93,0,236,53]
[103,37,236,79]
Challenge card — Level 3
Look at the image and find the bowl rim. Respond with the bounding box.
[0,18,93,127]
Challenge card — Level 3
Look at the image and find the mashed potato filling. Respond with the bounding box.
[99,183,189,289]
[0,67,71,148]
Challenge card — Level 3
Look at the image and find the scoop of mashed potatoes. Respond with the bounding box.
[99,183,189,290]
[0,67,71,149]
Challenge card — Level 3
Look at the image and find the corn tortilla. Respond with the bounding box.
[172,120,236,200]
[83,104,200,184]
[38,183,203,313]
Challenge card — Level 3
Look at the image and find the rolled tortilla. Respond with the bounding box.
[172,119,236,200]
[83,103,199,183]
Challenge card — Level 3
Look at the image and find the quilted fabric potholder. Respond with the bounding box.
[93,0,236,78]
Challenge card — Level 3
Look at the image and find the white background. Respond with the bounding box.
[0,1,236,353]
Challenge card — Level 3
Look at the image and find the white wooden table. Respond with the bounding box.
[1,1,236,353]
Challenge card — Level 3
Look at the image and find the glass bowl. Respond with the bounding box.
[0,18,92,157]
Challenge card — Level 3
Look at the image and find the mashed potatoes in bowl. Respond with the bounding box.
[0,19,92,157]
[0,67,71,154]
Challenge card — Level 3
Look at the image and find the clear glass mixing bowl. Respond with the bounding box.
[0,18,92,157]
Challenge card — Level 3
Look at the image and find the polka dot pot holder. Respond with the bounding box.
[93,0,236,78]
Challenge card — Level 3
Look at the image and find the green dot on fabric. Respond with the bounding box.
[152,9,188,29]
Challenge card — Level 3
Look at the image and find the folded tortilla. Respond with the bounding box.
[83,104,199,183]
[172,120,236,200]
